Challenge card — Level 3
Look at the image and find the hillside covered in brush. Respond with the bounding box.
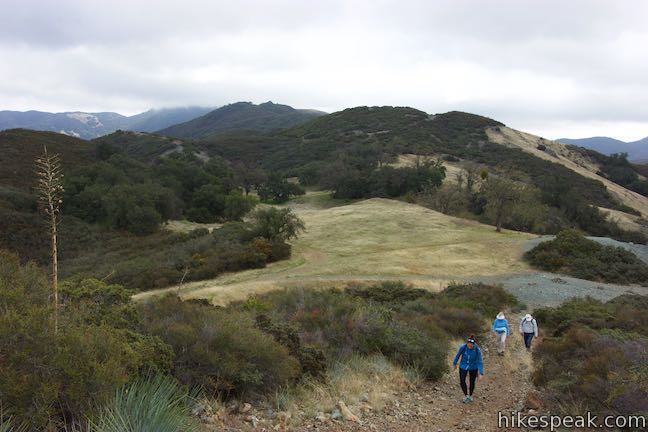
[158,101,326,139]
[202,107,617,207]
[3,105,648,291]
[0,128,298,291]
[198,106,648,240]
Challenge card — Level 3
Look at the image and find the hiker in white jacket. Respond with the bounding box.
[519,314,539,352]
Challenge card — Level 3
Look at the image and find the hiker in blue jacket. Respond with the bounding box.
[492,312,511,355]
[453,335,485,403]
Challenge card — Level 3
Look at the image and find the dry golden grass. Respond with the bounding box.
[164,219,222,233]
[135,198,533,304]
[278,355,412,423]
[487,126,648,217]
[598,206,648,234]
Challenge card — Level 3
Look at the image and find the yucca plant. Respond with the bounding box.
[0,416,26,432]
[35,146,64,333]
[90,375,199,432]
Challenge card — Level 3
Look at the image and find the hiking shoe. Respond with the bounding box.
[467,396,474,403]
[463,396,470,403]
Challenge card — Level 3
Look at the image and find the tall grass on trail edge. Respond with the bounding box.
[89,374,199,432]
[0,416,26,432]
[274,354,412,422]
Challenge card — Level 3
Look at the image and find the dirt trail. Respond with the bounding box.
[297,313,534,432]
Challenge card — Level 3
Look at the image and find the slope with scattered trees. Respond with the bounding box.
[199,106,645,241]
[0,129,306,291]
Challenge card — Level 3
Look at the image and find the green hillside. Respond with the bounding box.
[202,107,499,170]
[200,106,648,242]
[158,101,325,139]
[1,106,646,279]
[0,128,272,290]
[0,129,94,189]
[91,130,206,163]
[204,107,615,206]
[567,145,648,197]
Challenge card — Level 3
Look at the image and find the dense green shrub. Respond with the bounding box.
[263,282,515,378]
[59,215,300,291]
[249,207,305,243]
[425,306,485,339]
[534,295,648,337]
[257,174,305,203]
[224,192,258,220]
[440,283,519,318]
[525,229,648,285]
[533,295,648,418]
[254,313,328,379]
[253,284,515,381]
[347,281,432,303]
[139,295,302,397]
[64,152,257,234]
[534,326,648,416]
[387,315,448,379]
[0,252,171,430]
[322,163,446,200]
[345,281,514,338]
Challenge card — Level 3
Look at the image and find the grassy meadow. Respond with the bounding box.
[137,194,534,304]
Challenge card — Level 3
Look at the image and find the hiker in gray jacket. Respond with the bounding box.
[519,314,538,352]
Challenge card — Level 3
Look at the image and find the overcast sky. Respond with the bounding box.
[1,0,647,140]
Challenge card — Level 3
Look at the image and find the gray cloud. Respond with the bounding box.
[1,0,647,140]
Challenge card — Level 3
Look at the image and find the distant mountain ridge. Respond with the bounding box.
[0,106,213,139]
[157,101,326,139]
[558,136,648,161]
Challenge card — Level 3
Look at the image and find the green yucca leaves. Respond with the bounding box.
[0,417,26,432]
[90,375,199,432]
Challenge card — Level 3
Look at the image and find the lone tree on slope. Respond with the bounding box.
[483,176,523,233]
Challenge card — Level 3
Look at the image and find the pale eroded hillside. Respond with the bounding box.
[487,126,648,217]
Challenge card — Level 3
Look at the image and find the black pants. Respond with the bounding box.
[459,368,478,396]
[524,332,535,349]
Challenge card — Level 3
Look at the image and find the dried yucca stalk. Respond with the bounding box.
[35,146,64,333]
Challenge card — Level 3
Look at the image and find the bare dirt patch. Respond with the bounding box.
[163,219,222,233]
